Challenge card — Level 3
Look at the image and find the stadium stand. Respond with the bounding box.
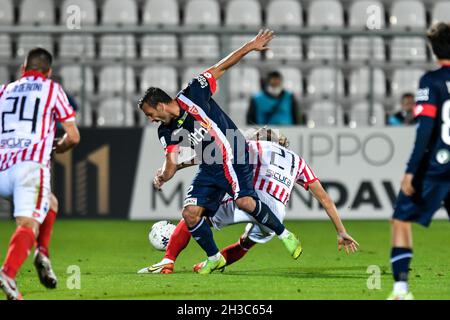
[0,0,13,25]
[20,0,55,26]
[61,0,97,26]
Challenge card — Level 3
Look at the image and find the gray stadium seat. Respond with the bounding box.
[266,0,302,27]
[348,101,385,127]
[349,37,385,61]
[307,101,343,127]
[391,69,424,98]
[229,67,260,99]
[59,65,94,94]
[265,36,302,60]
[349,0,385,28]
[182,35,220,60]
[141,66,178,97]
[229,100,248,127]
[278,67,302,97]
[97,98,134,127]
[182,66,209,89]
[349,68,386,98]
[102,0,137,25]
[0,0,13,25]
[61,0,97,26]
[0,34,12,58]
[141,35,178,59]
[75,100,93,127]
[100,35,136,58]
[432,2,450,24]
[143,0,179,26]
[19,0,54,25]
[0,66,9,84]
[59,35,95,58]
[17,35,53,57]
[225,0,262,27]
[99,66,136,93]
[391,37,427,62]
[185,0,220,26]
[308,0,343,27]
[307,37,344,61]
[390,0,426,29]
[230,35,261,60]
[307,67,344,98]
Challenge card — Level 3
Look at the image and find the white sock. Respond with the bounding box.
[278,229,290,240]
[208,252,222,261]
[393,281,408,294]
[160,258,174,264]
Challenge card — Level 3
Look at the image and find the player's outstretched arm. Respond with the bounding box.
[308,180,359,254]
[153,152,179,190]
[54,121,80,154]
[208,29,274,80]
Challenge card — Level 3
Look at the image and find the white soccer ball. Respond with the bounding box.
[148,221,176,251]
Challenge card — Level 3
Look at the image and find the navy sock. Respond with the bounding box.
[391,247,413,282]
[189,218,219,257]
[250,199,285,236]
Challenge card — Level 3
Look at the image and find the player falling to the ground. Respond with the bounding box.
[138,128,359,274]
[0,48,80,300]
[388,22,450,300]
[138,30,302,274]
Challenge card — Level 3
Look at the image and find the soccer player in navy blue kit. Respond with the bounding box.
[138,30,302,274]
[389,22,450,300]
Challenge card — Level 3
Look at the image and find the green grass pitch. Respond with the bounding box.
[0,220,449,300]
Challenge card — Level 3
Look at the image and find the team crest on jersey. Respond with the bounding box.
[189,106,199,115]
[436,149,450,165]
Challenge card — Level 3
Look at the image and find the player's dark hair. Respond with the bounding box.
[267,70,282,80]
[138,87,172,110]
[24,47,53,73]
[427,22,450,60]
[401,92,414,100]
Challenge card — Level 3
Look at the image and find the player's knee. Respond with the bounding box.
[182,206,202,228]
[235,197,256,213]
[16,217,39,238]
[49,193,58,213]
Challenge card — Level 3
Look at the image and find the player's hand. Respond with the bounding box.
[153,168,165,190]
[53,134,67,153]
[401,173,415,196]
[248,29,275,52]
[337,232,359,255]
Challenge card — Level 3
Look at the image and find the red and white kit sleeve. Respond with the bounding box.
[296,160,319,190]
[54,84,76,122]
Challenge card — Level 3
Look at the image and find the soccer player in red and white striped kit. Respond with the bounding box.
[0,48,80,300]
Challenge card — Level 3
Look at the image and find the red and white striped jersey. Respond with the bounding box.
[249,140,318,206]
[0,70,76,171]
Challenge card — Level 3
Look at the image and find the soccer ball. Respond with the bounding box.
[148,221,176,251]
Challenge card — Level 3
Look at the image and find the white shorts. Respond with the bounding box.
[210,191,286,244]
[0,161,51,224]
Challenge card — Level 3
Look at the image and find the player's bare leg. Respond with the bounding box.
[388,219,414,300]
[34,193,58,289]
[0,217,39,300]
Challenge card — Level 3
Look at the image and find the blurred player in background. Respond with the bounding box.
[0,48,80,300]
[138,30,303,274]
[388,22,450,300]
[138,128,359,274]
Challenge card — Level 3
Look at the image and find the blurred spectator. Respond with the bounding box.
[388,93,415,126]
[246,71,302,125]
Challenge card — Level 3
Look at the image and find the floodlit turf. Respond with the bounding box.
[0,220,449,300]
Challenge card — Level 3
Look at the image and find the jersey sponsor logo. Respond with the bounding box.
[184,197,197,206]
[1,138,32,149]
[265,168,292,188]
[196,75,209,89]
[415,88,429,101]
[436,149,450,165]
[188,127,208,146]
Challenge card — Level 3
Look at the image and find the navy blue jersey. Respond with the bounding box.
[406,65,450,181]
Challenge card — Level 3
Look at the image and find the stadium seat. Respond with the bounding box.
[0,0,13,25]
[182,66,209,88]
[0,66,9,84]
[349,37,385,61]
[307,101,343,127]
[349,0,385,28]
[391,69,424,98]
[0,34,11,58]
[349,68,386,98]
[143,0,179,26]
[59,65,94,94]
[17,35,53,57]
[307,37,344,61]
[265,36,302,60]
[229,100,249,127]
[141,35,178,59]
[278,67,302,97]
[307,67,344,98]
[19,0,54,25]
[141,66,178,97]
[225,0,262,27]
[100,35,136,58]
[97,98,134,127]
[348,102,385,127]
[308,0,344,27]
[182,35,220,60]
[102,0,137,25]
[75,100,93,127]
[61,0,97,26]
[390,0,426,29]
[185,0,220,26]
[59,35,95,58]
[230,67,260,99]
[391,37,427,62]
[266,0,302,27]
[230,35,261,60]
[99,66,136,93]
[432,2,450,24]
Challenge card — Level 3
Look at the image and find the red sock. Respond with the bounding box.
[221,236,255,266]
[2,226,36,279]
[164,219,191,262]
[36,209,57,258]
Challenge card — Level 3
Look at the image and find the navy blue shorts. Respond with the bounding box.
[183,162,257,216]
[393,180,450,227]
